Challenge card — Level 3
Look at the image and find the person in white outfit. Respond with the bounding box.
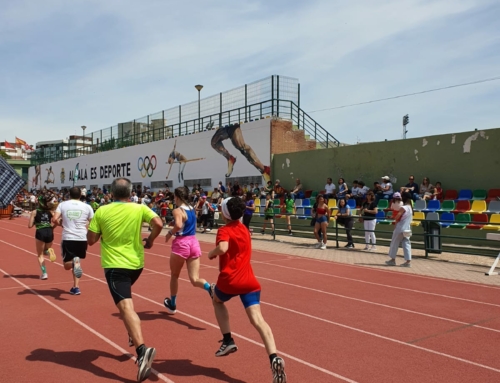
[386,192,413,267]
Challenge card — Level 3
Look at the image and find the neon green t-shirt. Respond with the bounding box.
[284,198,294,213]
[88,202,158,269]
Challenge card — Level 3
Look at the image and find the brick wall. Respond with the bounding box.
[270,119,317,154]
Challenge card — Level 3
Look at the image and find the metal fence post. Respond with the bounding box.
[271,76,274,116]
[277,75,280,117]
[245,84,248,122]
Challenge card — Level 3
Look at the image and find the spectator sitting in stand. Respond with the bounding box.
[273,180,285,198]
[419,177,433,200]
[253,184,261,197]
[324,178,336,199]
[218,181,226,197]
[434,182,443,201]
[211,188,221,204]
[290,178,304,200]
[264,181,274,197]
[379,176,394,201]
[400,175,420,201]
[231,181,242,197]
[337,178,348,200]
[347,180,361,205]
[356,181,369,205]
[389,192,403,215]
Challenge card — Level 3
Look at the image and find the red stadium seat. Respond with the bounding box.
[453,200,470,213]
[444,189,458,200]
[486,189,500,203]
[466,214,488,229]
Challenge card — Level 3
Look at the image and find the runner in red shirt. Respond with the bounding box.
[208,197,286,383]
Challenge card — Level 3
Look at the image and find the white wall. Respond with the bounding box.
[28,119,271,191]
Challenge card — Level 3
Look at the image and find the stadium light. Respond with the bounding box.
[195,85,203,132]
[81,126,87,154]
[402,114,409,139]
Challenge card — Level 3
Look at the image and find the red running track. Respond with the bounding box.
[1,218,500,382]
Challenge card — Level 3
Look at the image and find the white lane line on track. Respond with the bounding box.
[6,219,500,292]
[4,240,500,377]
[0,265,174,383]
[3,226,500,335]
[0,240,359,383]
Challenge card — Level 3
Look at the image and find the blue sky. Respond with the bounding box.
[0,0,499,145]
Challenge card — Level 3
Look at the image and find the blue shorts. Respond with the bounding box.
[214,285,261,309]
[316,215,328,224]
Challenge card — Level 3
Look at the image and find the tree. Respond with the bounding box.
[0,150,9,159]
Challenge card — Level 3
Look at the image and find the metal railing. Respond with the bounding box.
[32,99,340,164]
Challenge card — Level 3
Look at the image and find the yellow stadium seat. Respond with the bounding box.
[327,199,337,209]
[411,212,425,226]
[169,204,174,209]
[467,200,487,213]
[483,214,500,230]
[254,206,260,213]
[207,191,213,197]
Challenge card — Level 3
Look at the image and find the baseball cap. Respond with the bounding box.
[393,192,401,199]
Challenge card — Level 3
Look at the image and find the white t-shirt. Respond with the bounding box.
[325,183,336,194]
[382,182,393,195]
[56,199,94,241]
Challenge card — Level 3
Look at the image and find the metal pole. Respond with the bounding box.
[198,90,201,131]
[277,75,280,118]
[271,76,274,116]
[245,84,248,122]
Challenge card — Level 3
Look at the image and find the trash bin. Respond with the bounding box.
[424,221,442,254]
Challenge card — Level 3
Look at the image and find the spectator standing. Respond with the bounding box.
[87,178,163,382]
[198,196,213,233]
[386,192,413,267]
[282,193,295,236]
[242,191,255,232]
[324,178,336,199]
[313,195,330,250]
[360,191,377,251]
[261,194,274,235]
[335,198,355,248]
[231,181,241,197]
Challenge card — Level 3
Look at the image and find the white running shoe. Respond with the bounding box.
[371,246,377,251]
[271,356,287,383]
[320,242,327,250]
[40,273,48,280]
[363,245,370,250]
[314,242,322,249]
[136,346,156,382]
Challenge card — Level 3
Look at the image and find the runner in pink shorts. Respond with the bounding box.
[163,186,211,314]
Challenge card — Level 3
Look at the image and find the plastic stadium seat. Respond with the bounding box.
[295,207,305,216]
[424,200,440,212]
[327,199,337,209]
[414,200,427,212]
[487,201,500,213]
[253,198,259,204]
[319,190,326,195]
[453,200,470,213]
[426,212,440,223]
[377,199,389,209]
[309,197,316,206]
[208,191,213,197]
[457,189,473,201]
[375,210,386,223]
[467,200,487,214]
[484,214,500,230]
[302,199,311,207]
[450,213,471,229]
[295,199,303,207]
[439,200,455,212]
[378,210,393,225]
[273,199,281,206]
[347,199,356,209]
[311,191,318,198]
[273,208,282,218]
[411,212,425,226]
[440,212,455,228]
[487,189,500,202]
[254,206,260,214]
[260,198,267,207]
[472,189,487,200]
[304,208,312,217]
[444,190,458,200]
[304,190,313,198]
[466,214,488,229]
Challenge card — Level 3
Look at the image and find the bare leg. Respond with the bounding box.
[116,298,144,348]
[64,261,79,288]
[230,128,266,172]
[314,224,321,242]
[213,295,231,334]
[169,253,185,297]
[35,239,46,274]
[211,129,236,176]
[321,222,328,244]
[245,304,277,355]
[186,257,208,289]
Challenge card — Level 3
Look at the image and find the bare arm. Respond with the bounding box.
[143,217,163,249]
[87,231,101,246]
[51,211,61,227]
[208,241,229,260]
[394,207,405,223]
[165,208,185,242]
[28,210,36,228]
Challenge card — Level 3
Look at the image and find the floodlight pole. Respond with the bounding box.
[195,85,203,132]
[81,126,87,155]
[402,115,409,139]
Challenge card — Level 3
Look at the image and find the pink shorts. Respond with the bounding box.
[171,235,202,260]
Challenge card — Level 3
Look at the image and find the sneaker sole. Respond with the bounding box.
[215,344,238,357]
[70,290,81,295]
[137,347,156,382]
[163,299,177,314]
[272,357,287,383]
[47,248,56,262]
[73,257,83,279]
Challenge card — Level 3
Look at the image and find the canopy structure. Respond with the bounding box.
[0,156,26,208]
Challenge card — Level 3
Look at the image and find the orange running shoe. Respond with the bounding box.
[262,166,271,184]
[225,156,236,177]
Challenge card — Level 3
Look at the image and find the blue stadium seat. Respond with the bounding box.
[304,208,312,217]
[375,210,386,223]
[440,212,455,228]
[424,200,440,212]
[457,189,472,200]
[302,199,311,207]
[347,199,356,209]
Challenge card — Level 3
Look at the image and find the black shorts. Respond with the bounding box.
[61,240,88,263]
[104,268,143,305]
[35,228,54,243]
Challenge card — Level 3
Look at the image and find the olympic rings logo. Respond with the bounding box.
[137,155,157,178]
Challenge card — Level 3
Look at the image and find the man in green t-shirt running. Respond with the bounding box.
[87,178,163,382]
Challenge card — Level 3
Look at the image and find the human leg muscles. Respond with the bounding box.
[169,253,185,297]
[117,298,144,348]
[245,304,277,356]
[186,257,209,290]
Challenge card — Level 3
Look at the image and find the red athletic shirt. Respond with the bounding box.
[215,220,261,295]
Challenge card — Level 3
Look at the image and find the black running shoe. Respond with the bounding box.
[136,346,156,382]
[208,283,215,300]
[128,335,133,347]
[271,356,287,383]
[163,297,177,314]
[215,338,238,357]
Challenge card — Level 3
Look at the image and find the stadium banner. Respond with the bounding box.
[28,119,271,191]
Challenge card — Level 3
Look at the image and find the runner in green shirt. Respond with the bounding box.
[283,193,295,236]
[87,177,163,382]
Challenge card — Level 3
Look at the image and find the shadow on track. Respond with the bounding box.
[18,288,69,301]
[154,358,247,383]
[3,274,40,279]
[26,348,137,383]
[111,311,206,331]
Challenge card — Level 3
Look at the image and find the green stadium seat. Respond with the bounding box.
[450,213,471,229]
[439,200,455,212]
[472,189,487,200]
[377,199,389,209]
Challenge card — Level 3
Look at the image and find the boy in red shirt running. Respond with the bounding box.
[208,197,287,383]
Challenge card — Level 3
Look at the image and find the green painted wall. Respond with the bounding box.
[272,127,500,193]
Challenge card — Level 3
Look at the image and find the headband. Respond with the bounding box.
[221,197,232,220]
